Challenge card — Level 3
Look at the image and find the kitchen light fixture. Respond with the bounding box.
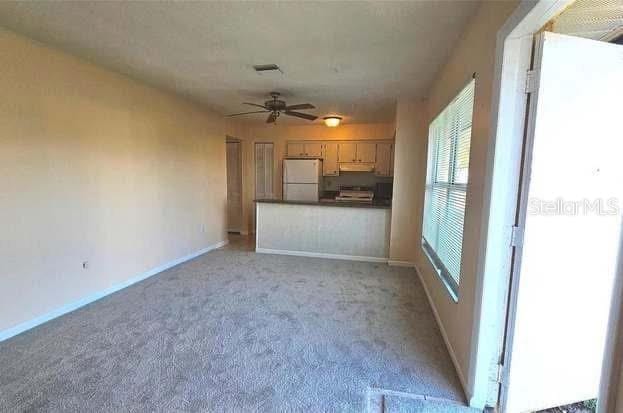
[323,116,342,127]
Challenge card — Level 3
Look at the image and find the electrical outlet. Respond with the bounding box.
[82,261,89,270]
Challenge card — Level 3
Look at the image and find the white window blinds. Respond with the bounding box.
[422,79,475,297]
[255,143,274,199]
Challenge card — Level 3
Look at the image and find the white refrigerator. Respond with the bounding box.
[283,159,322,202]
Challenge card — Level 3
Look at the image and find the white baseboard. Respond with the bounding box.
[388,260,415,267]
[0,239,228,342]
[256,247,388,263]
[414,263,469,397]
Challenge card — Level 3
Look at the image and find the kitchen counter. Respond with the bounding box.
[254,198,392,209]
[255,200,391,262]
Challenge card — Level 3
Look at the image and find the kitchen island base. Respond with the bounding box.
[255,201,391,262]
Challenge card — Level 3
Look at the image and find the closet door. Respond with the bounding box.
[255,143,274,199]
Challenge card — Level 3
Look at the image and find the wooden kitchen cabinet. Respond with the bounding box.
[375,142,394,176]
[322,143,339,176]
[338,143,357,162]
[356,143,376,163]
[304,143,323,157]
[338,142,376,163]
[287,143,305,157]
[286,142,323,158]
[287,140,394,175]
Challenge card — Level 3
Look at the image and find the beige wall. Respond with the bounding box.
[0,29,231,333]
[233,122,395,233]
[389,99,427,264]
[395,0,519,392]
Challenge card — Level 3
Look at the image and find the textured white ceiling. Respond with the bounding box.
[0,1,480,124]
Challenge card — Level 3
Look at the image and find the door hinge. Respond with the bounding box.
[525,70,537,94]
[510,225,523,248]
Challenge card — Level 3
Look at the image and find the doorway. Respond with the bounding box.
[226,138,242,233]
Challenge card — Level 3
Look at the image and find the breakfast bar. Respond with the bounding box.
[255,199,392,262]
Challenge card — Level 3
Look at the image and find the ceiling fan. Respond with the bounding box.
[226,92,318,123]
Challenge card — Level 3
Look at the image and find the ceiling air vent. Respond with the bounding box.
[253,64,283,74]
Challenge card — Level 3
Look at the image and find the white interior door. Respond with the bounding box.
[502,32,623,413]
[226,141,242,232]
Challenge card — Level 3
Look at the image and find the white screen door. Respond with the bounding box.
[502,32,623,412]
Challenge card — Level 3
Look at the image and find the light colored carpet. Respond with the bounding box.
[0,242,466,412]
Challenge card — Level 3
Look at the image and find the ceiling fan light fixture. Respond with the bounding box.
[226,93,317,122]
[323,116,342,127]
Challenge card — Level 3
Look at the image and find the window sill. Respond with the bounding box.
[421,243,459,303]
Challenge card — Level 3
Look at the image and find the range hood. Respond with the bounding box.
[339,163,375,172]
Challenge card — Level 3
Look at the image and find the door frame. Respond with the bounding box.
[494,31,542,412]
[467,0,575,408]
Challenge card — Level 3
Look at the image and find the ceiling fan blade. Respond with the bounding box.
[266,112,277,123]
[243,102,268,109]
[285,103,315,111]
[285,111,318,121]
[225,110,269,117]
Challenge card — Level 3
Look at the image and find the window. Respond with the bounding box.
[422,79,475,299]
[255,143,274,199]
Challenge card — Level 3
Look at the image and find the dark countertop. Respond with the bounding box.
[254,198,392,209]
